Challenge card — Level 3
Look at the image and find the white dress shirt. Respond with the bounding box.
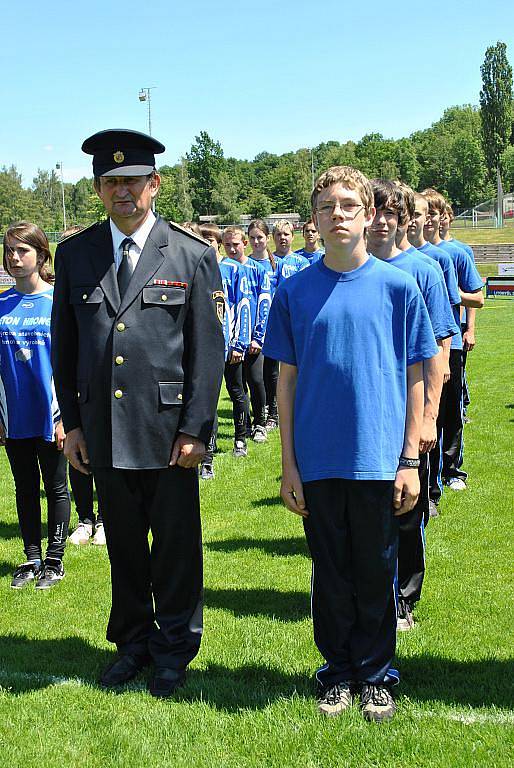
[110,210,157,273]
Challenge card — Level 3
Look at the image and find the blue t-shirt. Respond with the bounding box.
[219,258,249,360]
[437,240,483,347]
[294,247,325,264]
[417,242,463,349]
[236,258,271,350]
[0,287,60,440]
[263,256,438,482]
[450,238,474,260]
[276,252,310,289]
[249,254,281,298]
[381,251,459,341]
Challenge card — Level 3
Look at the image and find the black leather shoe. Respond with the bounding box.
[149,667,185,698]
[100,654,151,688]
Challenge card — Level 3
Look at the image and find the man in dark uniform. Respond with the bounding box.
[51,129,225,697]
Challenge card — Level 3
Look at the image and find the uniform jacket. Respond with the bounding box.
[51,215,225,469]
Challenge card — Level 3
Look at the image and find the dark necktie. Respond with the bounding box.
[117,237,134,299]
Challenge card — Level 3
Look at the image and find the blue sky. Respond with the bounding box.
[1,0,513,185]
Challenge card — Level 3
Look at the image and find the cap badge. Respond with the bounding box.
[113,151,124,163]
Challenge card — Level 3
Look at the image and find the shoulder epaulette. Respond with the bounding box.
[58,221,100,244]
[168,220,210,246]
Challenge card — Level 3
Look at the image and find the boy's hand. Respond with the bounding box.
[419,415,437,453]
[393,467,420,516]
[281,463,308,518]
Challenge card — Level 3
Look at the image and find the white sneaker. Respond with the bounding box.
[91,523,106,546]
[68,523,93,545]
[446,477,467,491]
[252,425,268,444]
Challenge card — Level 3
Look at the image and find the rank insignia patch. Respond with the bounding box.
[212,291,225,324]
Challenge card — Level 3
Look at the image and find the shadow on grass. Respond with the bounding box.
[0,560,16,577]
[0,521,47,540]
[250,496,283,509]
[205,536,309,558]
[204,587,310,622]
[0,635,512,712]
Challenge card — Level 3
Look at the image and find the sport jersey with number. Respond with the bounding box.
[294,247,325,265]
[275,252,310,289]
[233,258,271,351]
[219,258,250,361]
[0,287,60,440]
[263,256,438,482]
[248,255,281,298]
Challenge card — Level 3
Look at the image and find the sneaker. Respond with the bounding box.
[200,462,215,480]
[360,683,396,722]
[265,417,279,432]
[91,523,106,546]
[11,560,42,589]
[317,682,353,717]
[35,560,65,590]
[445,477,467,491]
[463,415,471,424]
[428,500,439,518]
[251,425,268,444]
[233,439,248,458]
[397,599,415,632]
[68,522,93,545]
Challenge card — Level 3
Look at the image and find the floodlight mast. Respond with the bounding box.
[138,87,156,136]
[55,162,67,231]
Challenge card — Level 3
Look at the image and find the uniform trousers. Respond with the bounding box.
[397,453,428,610]
[429,349,466,504]
[302,478,398,688]
[94,465,203,670]
[5,437,70,562]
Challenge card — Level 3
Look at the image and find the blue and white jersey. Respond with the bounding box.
[294,247,324,265]
[0,287,59,440]
[235,258,271,351]
[249,254,281,298]
[219,258,249,361]
[276,252,310,289]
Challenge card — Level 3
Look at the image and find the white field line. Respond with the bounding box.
[0,671,513,725]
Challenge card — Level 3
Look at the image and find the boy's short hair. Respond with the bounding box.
[272,219,294,236]
[421,188,446,214]
[311,166,374,215]
[445,203,455,222]
[394,181,416,221]
[371,179,409,227]
[222,226,246,242]
[302,219,317,234]
[182,221,202,236]
[199,223,222,244]
[413,192,429,213]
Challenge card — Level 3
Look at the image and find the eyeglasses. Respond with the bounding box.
[316,202,364,219]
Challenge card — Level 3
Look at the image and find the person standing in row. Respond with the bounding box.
[1,222,70,589]
[51,129,224,698]
[294,219,325,264]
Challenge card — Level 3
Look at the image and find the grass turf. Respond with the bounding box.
[0,302,513,766]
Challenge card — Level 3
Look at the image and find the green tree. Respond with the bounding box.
[212,171,241,224]
[246,190,272,219]
[501,145,514,191]
[186,132,224,216]
[480,41,513,180]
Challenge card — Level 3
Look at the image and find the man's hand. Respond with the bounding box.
[55,421,66,451]
[463,329,475,352]
[0,423,6,447]
[64,427,91,475]
[419,415,437,454]
[169,433,205,469]
[393,467,420,516]
[230,349,243,365]
[442,359,451,384]
[248,340,262,355]
[280,462,308,518]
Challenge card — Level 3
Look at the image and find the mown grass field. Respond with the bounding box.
[0,292,513,765]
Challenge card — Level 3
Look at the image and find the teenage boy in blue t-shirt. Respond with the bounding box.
[368,179,459,632]
[294,220,325,264]
[422,189,484,498]
[263,166,438,723]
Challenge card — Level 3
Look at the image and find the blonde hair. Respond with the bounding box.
[421,188,447,214]
[311,166,374,214]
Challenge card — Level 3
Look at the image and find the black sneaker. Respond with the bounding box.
[316,682,353,717]
[11,561,42,589]
[360,683,396,722]
[200,462,215,480]
[36,560,65,590]
[233,439,248,458]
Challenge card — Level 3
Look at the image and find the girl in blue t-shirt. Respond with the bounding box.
[0,222,70,589]
[248,219,282,431]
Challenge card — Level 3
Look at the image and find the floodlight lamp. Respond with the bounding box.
[139,89,147,102]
